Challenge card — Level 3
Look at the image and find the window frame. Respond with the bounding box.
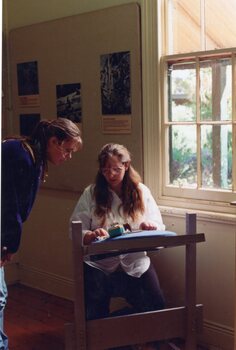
[161,49,236,203]
[141,0,236,215]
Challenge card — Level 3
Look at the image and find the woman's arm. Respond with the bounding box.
[1,141,31,255]
[70,186,109,245]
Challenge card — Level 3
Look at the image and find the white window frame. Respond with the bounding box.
[141,0,236,215]
[161,50,236,197]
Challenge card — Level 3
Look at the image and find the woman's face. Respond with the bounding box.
[101,155,128,193]
[47,137,78,165]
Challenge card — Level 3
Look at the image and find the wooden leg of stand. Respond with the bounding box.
[185,213,197,350]
[72,222,87,349]
[65,322,76,350]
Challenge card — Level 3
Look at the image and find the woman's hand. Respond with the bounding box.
[83,228,109,245]
[139,222,157,231]
[0,248,13,267]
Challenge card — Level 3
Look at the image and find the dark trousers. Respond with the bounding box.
[84,262,165,320]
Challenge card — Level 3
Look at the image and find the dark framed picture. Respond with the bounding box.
[17,61,39,96]
[56,83,82,123]
[100,51,131,115]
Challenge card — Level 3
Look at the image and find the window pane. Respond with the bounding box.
[167,0,236,54]
[201,125,232,189]
[169,125,197,187]
[169,63,196,121]
[168,0,201,54]
[205,0,236,50]
[200,59,232,121]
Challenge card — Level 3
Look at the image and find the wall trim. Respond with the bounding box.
[19,264,74,300]
[141,0,160,193]
[200,320,234,350]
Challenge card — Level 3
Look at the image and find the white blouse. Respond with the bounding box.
[70,183,165,278]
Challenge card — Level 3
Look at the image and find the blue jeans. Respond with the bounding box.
[0,268,8,350]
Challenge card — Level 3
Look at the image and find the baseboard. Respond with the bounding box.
[199,319,234,350]
[19,263,74,300]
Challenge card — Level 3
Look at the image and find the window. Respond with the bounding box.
[160,0,236,208]
[166,0,236,54]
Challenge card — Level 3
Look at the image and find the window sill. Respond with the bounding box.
[160,205,236,226]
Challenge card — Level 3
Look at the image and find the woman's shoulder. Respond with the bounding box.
[138,182,154,198]
[2,139,37,168]
[138,182,150,192]
[77,184,95,207]
[83,184,95,192]
[81,184,95,198]
[2,139,28,159]
[2,139,22,151]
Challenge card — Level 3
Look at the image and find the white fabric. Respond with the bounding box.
[70,183,165,277]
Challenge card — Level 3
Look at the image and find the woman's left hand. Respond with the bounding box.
[139,222,157,231]
[0,249,13,267]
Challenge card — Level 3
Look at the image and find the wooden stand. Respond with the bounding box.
[65,213,205,350]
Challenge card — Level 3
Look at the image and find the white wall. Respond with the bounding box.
[3,1,236,349]
[160,213,235,350]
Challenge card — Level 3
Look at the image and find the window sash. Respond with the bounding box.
[161,49,236,203]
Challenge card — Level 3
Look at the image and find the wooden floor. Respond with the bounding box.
[5,283,208,350]
[5,283,74,350]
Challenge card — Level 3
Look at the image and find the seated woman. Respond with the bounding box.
[70,143,165,324]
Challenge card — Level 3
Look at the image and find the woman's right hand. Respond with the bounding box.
[83,228,109,245]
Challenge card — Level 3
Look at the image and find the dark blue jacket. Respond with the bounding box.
[1,140,42,253]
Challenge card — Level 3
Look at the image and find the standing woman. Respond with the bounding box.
[0,118,82,350]
[71,143,165,328]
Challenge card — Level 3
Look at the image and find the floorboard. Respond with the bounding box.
[5,283,74,350]
[4,283,208,350]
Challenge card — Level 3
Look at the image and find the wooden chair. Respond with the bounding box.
[65,213,205,350]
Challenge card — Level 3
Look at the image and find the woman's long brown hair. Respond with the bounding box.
[93,143,145,226]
